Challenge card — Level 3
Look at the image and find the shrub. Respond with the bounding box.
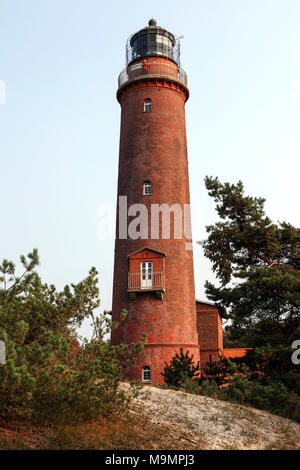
[0,250,144,423]
[161,348,200,387]
[201,356,239,386]
[199,353,300,423]
[198,379,221,399]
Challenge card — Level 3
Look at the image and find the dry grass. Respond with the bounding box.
[0,410,206,450]
[1,383,300,450]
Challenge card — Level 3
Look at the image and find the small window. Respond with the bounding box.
[144,98,152,113]
[143,181,152,195]
[142,366,151,383]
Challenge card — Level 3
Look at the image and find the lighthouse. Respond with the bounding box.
[111,19,200,384]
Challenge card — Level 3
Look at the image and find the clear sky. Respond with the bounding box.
[1,0,299,337]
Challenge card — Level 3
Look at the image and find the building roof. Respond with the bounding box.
[196,299,228,319]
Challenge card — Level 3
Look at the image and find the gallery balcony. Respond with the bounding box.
[117,58,188,98]
[127,271,165,300]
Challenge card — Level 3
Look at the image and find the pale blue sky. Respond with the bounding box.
[1,0,299,337]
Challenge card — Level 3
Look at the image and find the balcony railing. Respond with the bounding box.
[118,59,187,88]
[128,271,165,292]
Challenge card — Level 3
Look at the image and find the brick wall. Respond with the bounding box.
[196,301,250,365]
[223,348,251,359]
[196,301,223,365]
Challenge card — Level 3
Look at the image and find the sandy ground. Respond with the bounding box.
[122,383,300,450]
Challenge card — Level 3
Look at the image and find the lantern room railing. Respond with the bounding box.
[128,271,165,291]
[118,59,187,88]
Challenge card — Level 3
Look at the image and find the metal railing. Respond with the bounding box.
[128,271,165,290]
[118,59,187,88]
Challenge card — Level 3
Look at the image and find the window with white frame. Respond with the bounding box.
[143,181,152,195]
[141,261,153,288]
[142,366,151,383]
[144,98,152,112]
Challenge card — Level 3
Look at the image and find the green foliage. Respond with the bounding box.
[222,373,300,422]
[199,353,300,422]
[202,176,300,347]
[0,250,144,423]
[236,345,300,396]
[198,379,220,399]
[162,177,300,422]
[201,356,238,386]
[161,348,200,388]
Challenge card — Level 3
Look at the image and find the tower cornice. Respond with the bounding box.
[117,76,189,103]
[117,57,189,103]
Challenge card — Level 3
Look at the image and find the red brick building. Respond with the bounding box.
[196,300,251,366]
[111,20,247,385]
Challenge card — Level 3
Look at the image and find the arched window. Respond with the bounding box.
[143,181,152,195]
[142,366,151,383]
[144,98,152,113]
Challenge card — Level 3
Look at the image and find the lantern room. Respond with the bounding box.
[126,19,180,66]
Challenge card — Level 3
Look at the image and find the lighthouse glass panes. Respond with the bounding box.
[131,31,174,62]
[143,181,152,195]
[141,262,153,288]
[144,99,152,112]
[156,35,173,56]
[142,366,151,383]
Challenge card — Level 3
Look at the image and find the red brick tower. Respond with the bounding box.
[111,19,200,384]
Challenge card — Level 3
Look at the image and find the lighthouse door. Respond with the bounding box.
[141,262,153,288]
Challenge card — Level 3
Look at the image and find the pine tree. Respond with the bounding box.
[161,348,200,387]
[0,250,144,423]
[201,356,237,386]
[201,176,300,347]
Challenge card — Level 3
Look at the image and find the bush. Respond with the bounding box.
[161,348,200,388]
[201,356,239,386]
[199,353,300,423]
[0,250,144,423]
[198,379,221,399]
